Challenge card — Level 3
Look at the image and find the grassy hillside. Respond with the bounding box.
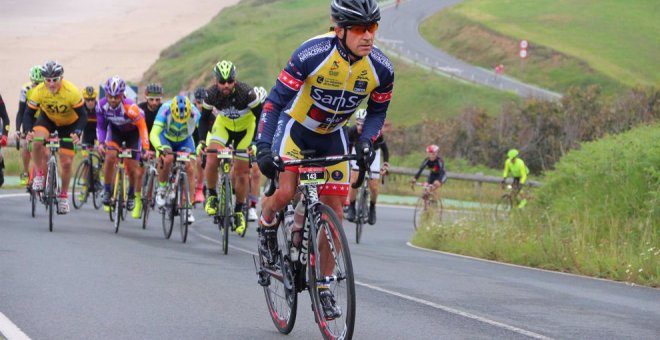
[414,124,660,286]
[420,0,659,94]
[141,0,517,126]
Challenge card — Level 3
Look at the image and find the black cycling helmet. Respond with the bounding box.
[193,87,207,101]
[41,60,64,78]
[331,0,381,27]
[144,83,163,97]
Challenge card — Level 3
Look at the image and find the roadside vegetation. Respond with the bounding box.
[420,0,659,95]
[413,124,660,287]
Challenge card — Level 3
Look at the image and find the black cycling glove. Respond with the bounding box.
[256,145,278,179]
[355,139,375,169]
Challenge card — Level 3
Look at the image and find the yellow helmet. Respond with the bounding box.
[171,95,192,123]
[82,85,98,99]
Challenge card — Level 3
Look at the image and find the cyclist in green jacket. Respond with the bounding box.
[501,149,528,208]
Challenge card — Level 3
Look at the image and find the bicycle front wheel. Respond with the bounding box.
[141,171,155,229]
[30,189,37,218]
[308,203,355,340]
[220,176,232,254]
[47,162,57,232]
[71,160,89,209]
[179,173,190,243]
[162,187,175,239]
[114,172,123,234]
[494,195,513,220]
[262,218,298,334]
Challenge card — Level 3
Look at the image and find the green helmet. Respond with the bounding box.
[213,60,236,81]
[29,65,43,83]
[507,149,519,159]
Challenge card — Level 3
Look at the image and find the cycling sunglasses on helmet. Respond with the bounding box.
[345,22,379,34]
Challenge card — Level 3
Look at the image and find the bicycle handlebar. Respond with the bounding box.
[263,153,368,197]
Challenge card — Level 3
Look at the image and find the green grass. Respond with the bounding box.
[413,124,660,286]
[141,0,518,126]
[420,0,659,93]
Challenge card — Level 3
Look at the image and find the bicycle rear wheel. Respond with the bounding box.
[30,189,37,218]
[71,160,89,209]
[162,186,175,239]
[179,173,190,243]
[92,162,103,210]
[262,221,298,334]
[308,204,355,340]
[355,186,369,244]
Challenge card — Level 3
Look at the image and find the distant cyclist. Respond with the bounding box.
[96,76,150,218]
[345,109,390,225]
[80,85,99,146]
[501,148,528,208]
[23,60,88,214]
[15,65,43,186]
[151,95,200,224]
[200,60,264,235]
[0,92,9,187]
[138,83,164,140]
[411,144,447,197]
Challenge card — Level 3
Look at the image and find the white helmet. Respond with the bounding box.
[355,108,367,122]
[253,86,268,104]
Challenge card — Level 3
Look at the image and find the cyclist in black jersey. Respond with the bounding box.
[345,109,390,225]
[81,85,99,146]
[137,83,164,150]
[200,60,263,235]
[192,86,207,203]
[412,144,447,196]
[0,92,10,187]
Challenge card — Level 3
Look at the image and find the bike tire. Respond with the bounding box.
[47,162,57,232]
[30,189,36,218]
[162,186,175,239]
[308,203,355,340]
[221,176,232,254]
[92,156,103,210]
[114,173,123,234]
[262,221,298,334]
[355,185,369,244]
[71,160,89,209]
[494,194,513,220]
[179,173,189,243]
[141,171,154,229]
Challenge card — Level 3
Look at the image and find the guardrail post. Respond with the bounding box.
[475,172,483,199]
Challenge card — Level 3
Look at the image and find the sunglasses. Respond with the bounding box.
[346,22,379,35]
[84,98,96,102]
[218,79,235,85]
[45,77,61,83]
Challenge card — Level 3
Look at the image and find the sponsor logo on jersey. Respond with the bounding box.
[317,75,325,84]
[357,70,369,82]
[331,170,343,181]
[310,86,365,111]
[353,80,368,93]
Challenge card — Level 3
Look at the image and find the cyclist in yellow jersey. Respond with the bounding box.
[501,148,529,208]
[15,66,43,186]
[24,60,88,214]
[199,60,264,235]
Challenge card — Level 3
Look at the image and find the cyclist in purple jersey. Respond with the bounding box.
[96,76,150,216]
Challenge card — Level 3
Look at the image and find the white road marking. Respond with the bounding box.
[0,312,31,340]
[190,226,553,339]
[0,193,28,199]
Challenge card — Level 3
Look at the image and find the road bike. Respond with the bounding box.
[108,143,134,234]
[160,151,193,243]
[71,143,104,210]
[205,147,250,254]
[33,132,73,232]
[139,150,157,229]
[411,182,443,231]
[256,151,366,340]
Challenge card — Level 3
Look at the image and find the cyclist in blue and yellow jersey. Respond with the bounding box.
[151,95,200,224]
[0,92,10,187]
[501,148,529,208]
[256,0,393,319]
[200,60,264,235]
[96,76,150,217]
[23,60,88,214]
[192,86,207,203]
[80,85,99,146]
[15,65,43,186]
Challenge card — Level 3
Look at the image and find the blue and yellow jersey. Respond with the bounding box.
[27,80,83,126]
[150,99,200,147]
[258,32,394,145]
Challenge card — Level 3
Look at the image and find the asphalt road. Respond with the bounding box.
[1,191,658,339]
[378,0,562,100]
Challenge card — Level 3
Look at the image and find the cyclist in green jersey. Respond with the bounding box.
[501,148,529,208]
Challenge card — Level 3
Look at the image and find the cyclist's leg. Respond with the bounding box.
[56,123,77,195]
[121,130,141,211]
[231,128,252,232]
[204,121,230,214]
[30,117,53,189]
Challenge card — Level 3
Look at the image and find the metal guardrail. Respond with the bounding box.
[389,166,541,187]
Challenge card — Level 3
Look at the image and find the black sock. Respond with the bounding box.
[209,189,217,197]
[370,201,376,208]
[235,202,244,213]
[349,200,356,208]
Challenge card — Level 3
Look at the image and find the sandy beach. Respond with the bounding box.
[0,0,239,130]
